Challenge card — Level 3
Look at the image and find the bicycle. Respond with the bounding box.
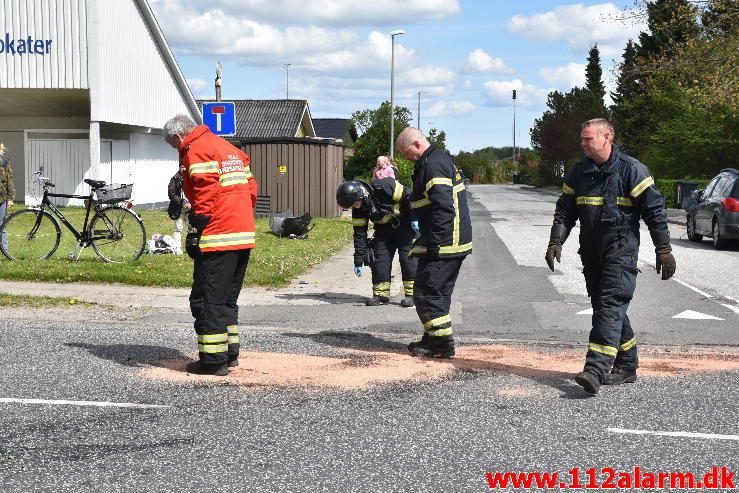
[0,168,147,263]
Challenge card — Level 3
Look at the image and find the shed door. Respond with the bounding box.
[26,138,91,206]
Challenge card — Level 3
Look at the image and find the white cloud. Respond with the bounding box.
[424,100,476,117]
[482,79,550,108]
[404,65,457,86]
[539,62,586,89]
[464,49,513,74]
[506,3,645,57]
[463,80,473,90]
[151,1,359,61]
[156,0,461,27]
[186,77,208,92]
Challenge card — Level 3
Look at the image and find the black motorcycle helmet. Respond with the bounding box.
[336,180,366,209]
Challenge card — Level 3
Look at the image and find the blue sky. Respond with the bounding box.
[150,0,646,153]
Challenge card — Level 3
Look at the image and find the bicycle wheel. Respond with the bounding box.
[0,209,62,260]
[89,206,146,263]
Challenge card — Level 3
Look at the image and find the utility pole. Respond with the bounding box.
[512,89,517,163]
[283,63,291,99]
[215,61,222,101]
[389,30,405,159]
[417,91,426,129]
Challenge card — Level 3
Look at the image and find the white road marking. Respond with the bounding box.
[0,397,171,409]
[608,428,739,441]
[673,310,723,321]
[721,304,739,315]
[672,278,713,299]
[577,308,593,315]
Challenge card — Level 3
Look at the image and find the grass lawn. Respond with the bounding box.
[0,206,352,288]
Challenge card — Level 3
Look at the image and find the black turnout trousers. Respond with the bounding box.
[190,249,251,365]
[413,257,464,339]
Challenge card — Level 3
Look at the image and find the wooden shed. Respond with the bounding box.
[239,137,344,218]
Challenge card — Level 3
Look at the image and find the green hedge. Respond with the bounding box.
[655,178,711,209]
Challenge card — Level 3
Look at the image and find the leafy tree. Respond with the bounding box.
[428,128,447,150]
[346,101,412,180]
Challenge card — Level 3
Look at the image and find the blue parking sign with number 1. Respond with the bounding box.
[202,102,236,136]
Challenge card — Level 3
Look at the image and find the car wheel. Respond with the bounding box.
[712,219,726,250]
[687,215,703,242]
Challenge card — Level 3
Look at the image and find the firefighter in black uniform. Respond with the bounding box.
[545,118,676,395]
[397,127,472,359]
[336,178,418,307]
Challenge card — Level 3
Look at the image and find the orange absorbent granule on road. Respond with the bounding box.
[141,343,739,391]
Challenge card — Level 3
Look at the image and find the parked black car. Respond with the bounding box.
[684,168,739,249]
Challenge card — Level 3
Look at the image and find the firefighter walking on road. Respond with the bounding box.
[397,128,472,359]
[545,118,676,395]
[336,177,418,307]
[164,115,258,376]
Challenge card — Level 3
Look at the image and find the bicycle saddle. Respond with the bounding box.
[84,179,107,189]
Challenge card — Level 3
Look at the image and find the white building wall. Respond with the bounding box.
[89,0,195,128]
[0,0,89,89]
[129,133,178,205]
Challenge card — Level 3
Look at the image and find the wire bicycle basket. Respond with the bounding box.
[95,184,133,204]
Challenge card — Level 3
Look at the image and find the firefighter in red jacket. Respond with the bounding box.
[164,115,258,376]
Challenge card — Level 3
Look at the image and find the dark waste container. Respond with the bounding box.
[675,180,697,209]
[512,173,520,184]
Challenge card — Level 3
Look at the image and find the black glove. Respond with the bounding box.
[545,240,562,272]
[656,250,676,280]
[426,244,440,259]
[651,229,676,280]
[545,223,569,271]
[188,211,211,233]
[185,232,201,260]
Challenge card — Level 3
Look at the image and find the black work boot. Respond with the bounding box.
[603,367,637,385]
[407,334,429,353]
[227,356,240,368]
[400,297,415,307]
[408,336,455,359]
[186,361,229,376]
[366,296,389,306]
[575,369,601,395]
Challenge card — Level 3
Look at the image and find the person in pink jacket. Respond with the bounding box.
[373,156,397,180]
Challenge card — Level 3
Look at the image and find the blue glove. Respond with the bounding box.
[411,220,420,236]
[354,265,363,277]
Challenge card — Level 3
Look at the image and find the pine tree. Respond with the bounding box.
[585,44,606,103]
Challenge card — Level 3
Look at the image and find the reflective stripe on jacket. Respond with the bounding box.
[180,125,258,252]
[553,144,667,261]
[352,178,412,267]
[410,145,472,258]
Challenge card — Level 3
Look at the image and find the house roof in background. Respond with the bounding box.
[313,118,351,140]
[197,99,310,139]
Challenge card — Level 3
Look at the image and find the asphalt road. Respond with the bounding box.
[1,184,737,492]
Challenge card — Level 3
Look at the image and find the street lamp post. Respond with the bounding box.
[389,29,405,159]
[512,89,517,163]
[417,91,426,129]
[284,63,291,99]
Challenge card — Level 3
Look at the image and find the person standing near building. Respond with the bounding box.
[168,163,191,255]
[336,178,418,307]
[545,118,676,395]
[0,142,15,253]
[163,115,258,376]
[396,127,472,359]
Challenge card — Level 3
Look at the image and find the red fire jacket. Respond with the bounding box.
[180,125,258,252]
